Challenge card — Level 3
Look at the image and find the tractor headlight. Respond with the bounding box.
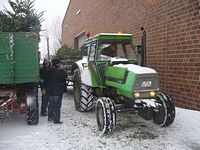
[134,92,140,98]
[149,91,156,97]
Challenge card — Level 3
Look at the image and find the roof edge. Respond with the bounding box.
[61,0,72,27]
[88,33,133,40]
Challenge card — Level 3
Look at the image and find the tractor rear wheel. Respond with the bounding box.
[96,97,116,134]
[73,69,94,112]
[153,92,175,127]
[26,85,39,125]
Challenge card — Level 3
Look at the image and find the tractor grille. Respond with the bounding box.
[133,73,159,92]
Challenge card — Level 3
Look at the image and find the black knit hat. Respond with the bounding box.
[52,58,60,67]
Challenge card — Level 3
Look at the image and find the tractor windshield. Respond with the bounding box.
[97,41,137,61]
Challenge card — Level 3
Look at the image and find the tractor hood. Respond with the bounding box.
[114,64,157,74]
[105,63,157,83]
[105,63,159,98]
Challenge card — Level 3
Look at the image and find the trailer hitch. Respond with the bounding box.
[0,92,16,123]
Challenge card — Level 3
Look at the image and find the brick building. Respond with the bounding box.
[62,0,200,110]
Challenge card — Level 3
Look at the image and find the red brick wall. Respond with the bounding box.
[62,0,200,110]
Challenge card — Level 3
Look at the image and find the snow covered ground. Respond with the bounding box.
[0,87,200,150]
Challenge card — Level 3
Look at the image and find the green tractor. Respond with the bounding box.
[72,29,175,134]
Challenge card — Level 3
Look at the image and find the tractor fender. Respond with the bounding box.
[71,57,92,86]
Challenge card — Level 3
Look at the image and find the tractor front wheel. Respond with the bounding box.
[96,97,116,134]
[153,92,175,127]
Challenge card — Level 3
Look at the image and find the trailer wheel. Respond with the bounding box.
[73,69,94,112]
[96,97,116,134]
[153,92,175,127]
[26,85,39,125]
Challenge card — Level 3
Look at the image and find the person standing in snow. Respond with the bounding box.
[40,59,51,116]
[46,58,67,124]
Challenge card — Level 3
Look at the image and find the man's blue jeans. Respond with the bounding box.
[48,95,62,123]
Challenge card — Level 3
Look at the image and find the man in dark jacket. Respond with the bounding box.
[46,59,67,124]
[40,59,50,116]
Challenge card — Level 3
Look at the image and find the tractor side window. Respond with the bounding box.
[125,44,136,60]
[88,44,96,61]
[98,44,112,61]
[81,44,89,56]
[116,44,125,58]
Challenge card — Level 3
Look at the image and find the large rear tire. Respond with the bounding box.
[73,69,94,112]
[26,85,39,125]
[96,97,116,134]
[153,92,175,127]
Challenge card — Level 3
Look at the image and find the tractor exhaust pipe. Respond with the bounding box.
[141,27,146,67]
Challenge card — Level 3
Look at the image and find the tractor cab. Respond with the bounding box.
[86,33,137,87]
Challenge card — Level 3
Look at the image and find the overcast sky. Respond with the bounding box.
[0,0,70,59]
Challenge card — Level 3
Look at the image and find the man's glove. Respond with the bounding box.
[42,89,46,95]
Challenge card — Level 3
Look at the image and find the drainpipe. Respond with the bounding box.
[141,27,146,67]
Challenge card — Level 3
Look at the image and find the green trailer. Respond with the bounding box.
[0,32,39,124]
